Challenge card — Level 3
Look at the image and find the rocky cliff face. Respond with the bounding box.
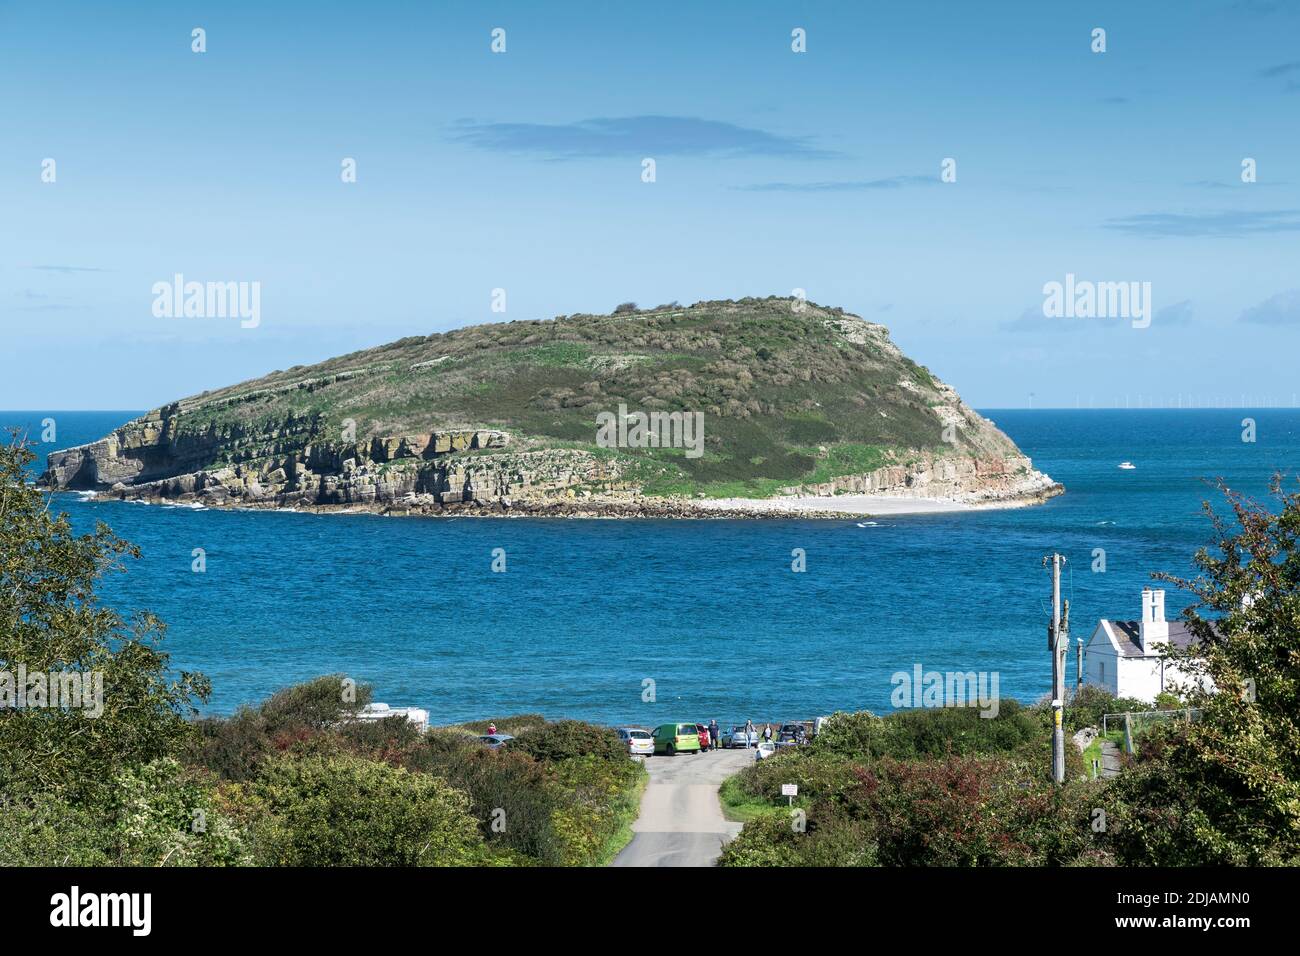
[780,451,1059,504]
[41,407,567,510]
[40,298,1062,516]
[42,422,1056,515]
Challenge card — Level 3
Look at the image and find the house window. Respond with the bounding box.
[1099,660,1105,682]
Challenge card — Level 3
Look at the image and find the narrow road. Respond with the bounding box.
[611,746,753,867]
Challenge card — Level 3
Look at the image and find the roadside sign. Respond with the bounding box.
[781,784,798,797]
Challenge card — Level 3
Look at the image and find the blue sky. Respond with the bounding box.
[3,0,1299,409]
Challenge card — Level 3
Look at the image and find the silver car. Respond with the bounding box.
[617,727,654,757]
[725,726,758,748]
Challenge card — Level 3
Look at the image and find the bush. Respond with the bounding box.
[718,811,875,867]
[846,755,1095,866]
[187,709,273,782]
[337,714,423,759]
[0,792,112,866]
[547,755,646,866]
[245,753,485,866]
[259,675,371,732]
[735,749,861,806]
[876,701,1042,759]
[105,758,250,866]
[0,759,250,866]
[811,710,886,758]
[424,746,566,864]
[409,728,480,764]
[505,719,626,763]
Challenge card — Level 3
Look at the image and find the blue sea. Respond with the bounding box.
[5,409,1297,725]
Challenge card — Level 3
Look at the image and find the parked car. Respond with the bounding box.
[777,722,810,748]
[695,723,712,752]
[652,722,703,755]
[725,725,757,748]
[478,733,514,749]
[755,741,777,761]
[617,727,654,757]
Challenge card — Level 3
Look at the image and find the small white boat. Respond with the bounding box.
[1118,461,1136,470]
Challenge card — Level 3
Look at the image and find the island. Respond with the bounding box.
[40,297,1061,518]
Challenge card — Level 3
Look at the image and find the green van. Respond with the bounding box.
[652,723,702,755]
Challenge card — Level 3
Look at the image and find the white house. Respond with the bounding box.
[1083,587,1214,701]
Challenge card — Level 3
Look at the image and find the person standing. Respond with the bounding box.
[763,723,772,743]
[745,718,755,748]
[709,719,720,753]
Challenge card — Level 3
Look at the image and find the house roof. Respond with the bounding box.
[1105,620,1202,658]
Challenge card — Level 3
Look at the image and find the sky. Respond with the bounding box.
[2,0,1299,410]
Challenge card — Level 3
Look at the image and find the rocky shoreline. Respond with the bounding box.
[65,477,1063,520]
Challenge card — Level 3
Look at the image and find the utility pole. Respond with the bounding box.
[1043,553,1068,784]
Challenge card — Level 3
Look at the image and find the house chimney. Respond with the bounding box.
[1140,587,1169,651]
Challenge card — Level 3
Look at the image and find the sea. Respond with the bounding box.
[4,408,1296,726]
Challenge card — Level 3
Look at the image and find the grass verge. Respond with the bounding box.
[719,774,786,824]
[596,763,649,866]
[1081,736,1104,777]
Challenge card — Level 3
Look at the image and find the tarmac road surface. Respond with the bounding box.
[611,745,753,867]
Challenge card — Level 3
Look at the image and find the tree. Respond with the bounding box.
[1104,477,1300,864]
[0,437,209,806]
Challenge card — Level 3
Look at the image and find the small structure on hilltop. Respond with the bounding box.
[1083,587,1214,701]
